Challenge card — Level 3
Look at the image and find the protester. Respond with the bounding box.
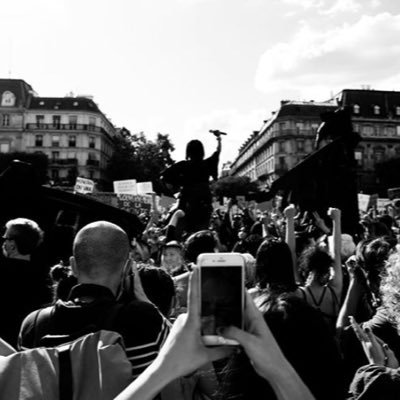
[0,218,51,347]
[18,221,170,379]
[161,135,222,234]
[160,240,187,277]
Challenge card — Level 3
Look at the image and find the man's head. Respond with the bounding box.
[70,221,130,294]
[2,218,43,259]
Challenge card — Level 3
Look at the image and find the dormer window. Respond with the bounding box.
[353,104,360,114]
[373,105,380,115]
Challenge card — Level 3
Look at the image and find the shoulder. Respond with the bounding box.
[118,300,170,336]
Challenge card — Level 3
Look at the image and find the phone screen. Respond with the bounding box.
[200,266,243,336]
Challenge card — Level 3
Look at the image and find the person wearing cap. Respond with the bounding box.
[161,240,187,277]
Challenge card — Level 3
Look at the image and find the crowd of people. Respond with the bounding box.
[2,138,400,399]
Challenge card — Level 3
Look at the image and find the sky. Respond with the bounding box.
[1,0,400,166]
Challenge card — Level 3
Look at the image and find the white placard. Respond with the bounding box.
[377,198,391,211]
[137,181,153,195]
[113,179,137,195]
[358,193,371,212]
[74,177,95,194]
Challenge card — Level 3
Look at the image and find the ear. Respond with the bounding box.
[70,256,78,277]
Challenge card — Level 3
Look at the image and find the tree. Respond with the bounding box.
[211,175,260,199]
[106,130,175,192]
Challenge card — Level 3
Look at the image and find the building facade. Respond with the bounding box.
[0,78,119,188]
[230,89,400,195]
[230,100,337,188]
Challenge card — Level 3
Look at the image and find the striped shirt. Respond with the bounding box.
[18,284,170,378]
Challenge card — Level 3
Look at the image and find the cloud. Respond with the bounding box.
[182,108,267,163]
[281,0,379,14]
[321,0,361,15]
[255,12,400,100]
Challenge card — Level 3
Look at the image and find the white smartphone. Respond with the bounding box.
[197,252,245,346]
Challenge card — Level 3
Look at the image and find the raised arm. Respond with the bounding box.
[216,135,222,154]
[327,207,343,298]
[284,204,299,283]
[336,257,365,335]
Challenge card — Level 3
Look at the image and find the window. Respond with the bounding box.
[396,106,400,116]
[52,135,60,147]
[374,149,384,162]
[35,135,43,147]
[362,125,374,135]
[89,136,96,149]
[69,135,76,147]
[297,140,304,151]
[53,115,61,129]
[279,141,285,152]
[353,104,360,114]
[295,122,304,132]
[384,126,395,136]
[2,114,10,126]
[355,150,363,166]
[0,143,10,152]
[69,115,77,129]
[1,91,16,106]
[36,115,44,127]
[373,105,380,115]
[89,117,96,130]
[51,151,59,160]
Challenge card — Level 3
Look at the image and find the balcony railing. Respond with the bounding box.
[86,159,100,166]
[26,123,103,133]
[49,158,78,166]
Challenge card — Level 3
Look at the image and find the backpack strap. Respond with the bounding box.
[58,344,73,400]
[33,306,55,347]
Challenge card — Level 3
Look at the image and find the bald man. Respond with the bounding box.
[18,221,169,379]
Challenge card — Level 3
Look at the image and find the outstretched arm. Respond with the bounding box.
[284,204,299,283]
[327,207,343,298]
[114,267,234,400]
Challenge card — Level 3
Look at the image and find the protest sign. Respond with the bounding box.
[113,179,137,195]
[358,193,371,212]
[377,198,391,212]
[159,195,177,211]
[136,182,153,195]
[257,200,273,212]
[74,177,94,194]
[388,187,400,200]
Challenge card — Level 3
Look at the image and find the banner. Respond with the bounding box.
[113,179,137,195]
[74,177,94,194]
[116,194,152,215]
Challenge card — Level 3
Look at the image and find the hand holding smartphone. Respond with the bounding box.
[198,253,245,346]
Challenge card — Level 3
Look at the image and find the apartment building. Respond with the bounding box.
[0,78,119,188]
[230,89,400,194]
